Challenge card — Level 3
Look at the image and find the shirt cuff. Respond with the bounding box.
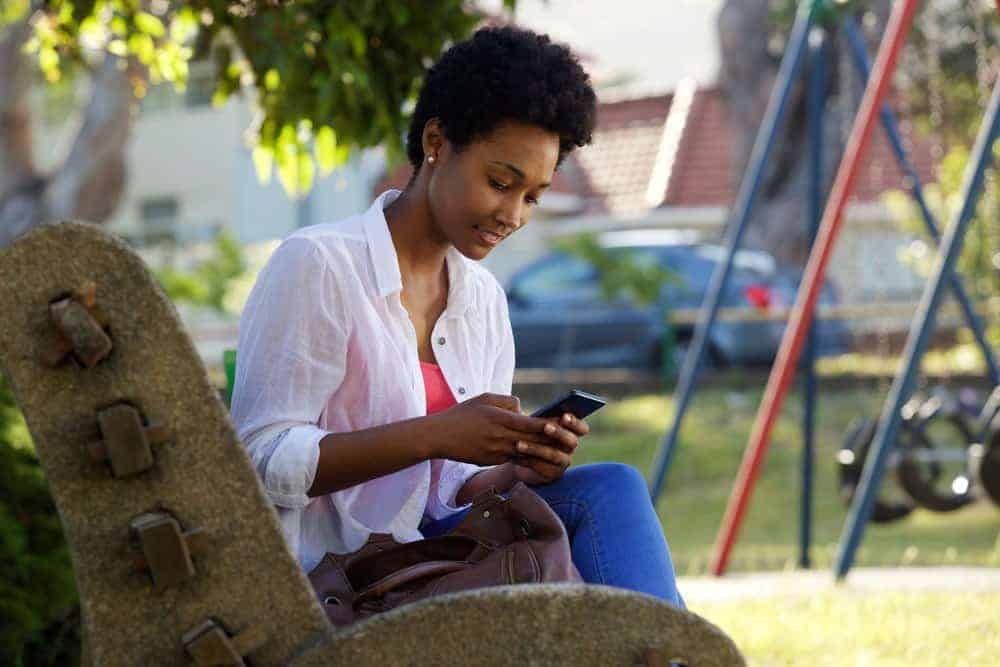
[259,424,327,509]
[427,460,494,520]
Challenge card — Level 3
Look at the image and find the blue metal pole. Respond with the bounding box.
[648,1,816,501]
[843,17,1000,386]
[800,26,827,570]
[834,78,1000,580]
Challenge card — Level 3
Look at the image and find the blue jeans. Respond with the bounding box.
[421,462,685,608]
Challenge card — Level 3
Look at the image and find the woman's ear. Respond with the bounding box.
[421,118,445,162]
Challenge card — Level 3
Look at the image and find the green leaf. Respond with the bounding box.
[298,151,315,195]
[79,17,106,45]
[38,47,59,73]
[135,11,165,38]
[252,145,274,184]
[110,16,127,37]
[0,0,29,27]
[264,68,280,92]
[314,125,340,175]
[127,33,155,65]
[169,8,199,43]
[276,148,300,196]
[107,39,127,57]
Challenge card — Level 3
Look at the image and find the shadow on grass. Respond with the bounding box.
[569,385,1000,575]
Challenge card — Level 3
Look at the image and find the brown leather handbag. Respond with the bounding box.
[306,481,583,627]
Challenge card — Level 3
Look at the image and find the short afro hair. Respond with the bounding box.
[406,26,596,170]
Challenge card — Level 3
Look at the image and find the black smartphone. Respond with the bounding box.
[530,389,607,420]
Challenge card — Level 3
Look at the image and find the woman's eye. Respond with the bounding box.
[526,195,539,205]
[489,178,509,192]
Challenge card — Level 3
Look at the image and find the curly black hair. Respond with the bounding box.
[406,26,596,170]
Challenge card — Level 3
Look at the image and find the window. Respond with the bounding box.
[138,196,179,246]
[138,59,216,114]
[184,60,216,108]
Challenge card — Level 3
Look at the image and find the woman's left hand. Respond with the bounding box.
[512,412,590,485]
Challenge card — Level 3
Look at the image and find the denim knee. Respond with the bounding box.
[571,462,650,504]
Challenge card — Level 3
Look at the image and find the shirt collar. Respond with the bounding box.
[363,190,475,316]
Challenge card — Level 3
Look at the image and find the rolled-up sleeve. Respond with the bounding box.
[230,237,349,509]
[424,459,482,520]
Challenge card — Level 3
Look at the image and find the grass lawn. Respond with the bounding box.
[691,590,1000,666]
[567,384,1000,663]
[567,384,1000,574]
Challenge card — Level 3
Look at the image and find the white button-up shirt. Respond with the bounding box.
[231,190,515,573]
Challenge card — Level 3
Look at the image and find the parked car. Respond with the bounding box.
[505,230,850,370]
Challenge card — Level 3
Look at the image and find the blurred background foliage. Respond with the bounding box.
[2,0,513,197]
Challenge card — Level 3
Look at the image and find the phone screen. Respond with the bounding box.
[531,390,606,420]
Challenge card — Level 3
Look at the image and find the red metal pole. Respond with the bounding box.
[709,0,921,577]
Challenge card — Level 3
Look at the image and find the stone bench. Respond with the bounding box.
[0,221,744,666]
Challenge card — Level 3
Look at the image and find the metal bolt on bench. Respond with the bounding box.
[88,403,170,478]
[41,281,113,368]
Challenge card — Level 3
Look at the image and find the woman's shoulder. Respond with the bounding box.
[271,215,368,277]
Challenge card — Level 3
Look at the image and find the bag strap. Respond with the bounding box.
[353,560,467,607]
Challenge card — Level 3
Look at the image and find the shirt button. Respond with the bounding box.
[437,337,446,345]
[458,387,466,395]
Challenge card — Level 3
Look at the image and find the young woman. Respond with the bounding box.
[231,26,683,607]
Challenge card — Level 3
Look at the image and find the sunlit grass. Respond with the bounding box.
[691,591,1000,666]
[572,387,1000,574]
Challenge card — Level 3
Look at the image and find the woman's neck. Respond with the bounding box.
[383,187,450,282]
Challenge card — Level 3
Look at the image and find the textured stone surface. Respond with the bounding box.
[292,584,745,666]
[0,222,332,666]
[0,221,744,666]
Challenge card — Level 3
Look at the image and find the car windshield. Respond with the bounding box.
[693,245,777,276]
[511,253,598,300]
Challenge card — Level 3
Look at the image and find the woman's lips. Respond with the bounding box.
[473,225,504,246]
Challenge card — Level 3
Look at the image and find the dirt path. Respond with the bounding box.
[677,566,1000,604]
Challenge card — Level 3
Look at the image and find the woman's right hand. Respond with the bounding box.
[427,393,568,466]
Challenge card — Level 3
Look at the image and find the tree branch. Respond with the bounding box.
[44,55,140,224]
[0,20,37,195]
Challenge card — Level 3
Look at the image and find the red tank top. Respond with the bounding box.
[421,361,458,414]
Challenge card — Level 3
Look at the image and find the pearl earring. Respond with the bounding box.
[427,155,436,164]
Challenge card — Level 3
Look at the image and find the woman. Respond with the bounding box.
[231,26,683,607]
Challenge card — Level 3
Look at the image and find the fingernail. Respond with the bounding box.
[544,423,555,435]
[517,442,527,452]
[563,414,572,424]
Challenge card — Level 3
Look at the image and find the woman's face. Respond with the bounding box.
[425,120,560,260]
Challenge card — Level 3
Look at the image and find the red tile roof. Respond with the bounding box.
[574,86,938,212]
[663,86,733,207]
[656,86,938,209]
[373,84,939,215]
[574,94,674,215]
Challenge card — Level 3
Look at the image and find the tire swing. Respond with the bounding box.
[836,416,914,523]
[969,400,1000,508]
[895,390,975,513]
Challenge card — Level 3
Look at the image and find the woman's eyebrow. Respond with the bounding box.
[489,160,550,188]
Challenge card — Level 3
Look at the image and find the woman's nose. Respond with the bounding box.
[497,198,524,230]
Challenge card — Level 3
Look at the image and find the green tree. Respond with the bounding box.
[885,143,1000,344]
[555,233,678,307]
[0,0,513,246]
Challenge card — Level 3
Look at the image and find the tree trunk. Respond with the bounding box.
[0,23,136,248]
[716,0,891,266]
